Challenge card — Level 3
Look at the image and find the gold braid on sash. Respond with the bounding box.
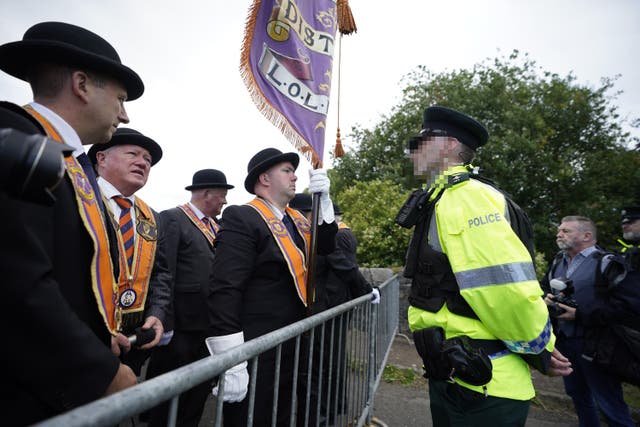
[247,198,311,305]
[23,105,120,334]
[109,197,158,332]
[178,204,217,247]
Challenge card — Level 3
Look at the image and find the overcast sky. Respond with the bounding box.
[2,0,638,210]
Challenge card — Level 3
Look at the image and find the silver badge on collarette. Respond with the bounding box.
[119,289,137,308]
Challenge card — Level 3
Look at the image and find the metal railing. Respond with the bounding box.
[35,275,399,427]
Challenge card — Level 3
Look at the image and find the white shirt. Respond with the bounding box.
[188,202,208,221]
[28,102,84,158]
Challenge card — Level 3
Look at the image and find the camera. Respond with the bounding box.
[0,128,73,205]
[395,188,430,228]
[548,277,578,317]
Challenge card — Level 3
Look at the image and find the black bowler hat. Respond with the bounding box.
[0,21,144,100]
[186,169,234,191]
[0,101,46,135]
[333,202,342,216]
[244,147,299,194]
[289,193,312,212]
[621,206,640,224]
[87,127,162,166]
[408,106,488,151]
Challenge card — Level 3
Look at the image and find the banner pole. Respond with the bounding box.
[306,191,321,317]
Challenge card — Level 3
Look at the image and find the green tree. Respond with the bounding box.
[332,51,640,265]
[335,179,411,267]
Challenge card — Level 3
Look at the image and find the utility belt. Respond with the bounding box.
[413,327,504,387]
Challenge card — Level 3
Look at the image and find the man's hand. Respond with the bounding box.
[111,332,131,356]
[548,348,573,377]
[370,288,381,304]
[543,293,556,306]
[554,303,576,320]
[103,363,137,396]
[308,169,334,224]
[139,315,164,350]
[206,332,249,402]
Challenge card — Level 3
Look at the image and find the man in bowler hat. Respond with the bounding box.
[206,148,338,426]
[88,128,171,372]
[0,21,143,423]
[145,169,234,427]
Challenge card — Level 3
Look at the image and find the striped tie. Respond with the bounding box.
[202,217,215,235]
[113,196,134,269]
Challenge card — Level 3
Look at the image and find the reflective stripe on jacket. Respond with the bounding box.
[408,165,555,401]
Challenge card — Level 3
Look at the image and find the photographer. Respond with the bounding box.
[541,216,635,426]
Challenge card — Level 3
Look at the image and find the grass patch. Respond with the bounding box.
[623,383,640,409]
[383,364,420,386]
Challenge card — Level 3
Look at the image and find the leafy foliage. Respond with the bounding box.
[332,51,640,266]
[332,178,411,267]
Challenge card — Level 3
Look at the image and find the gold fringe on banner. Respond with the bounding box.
[239,0,323,169]
[337,0,358,35]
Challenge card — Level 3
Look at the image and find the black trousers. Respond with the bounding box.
[223,338,297,427]
[428,379,530,427]
[145,330,211,427]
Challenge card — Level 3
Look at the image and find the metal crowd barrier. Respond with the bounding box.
[35,275,399,427]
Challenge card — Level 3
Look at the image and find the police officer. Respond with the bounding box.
[619,205,640,264]
[402,106,572,426]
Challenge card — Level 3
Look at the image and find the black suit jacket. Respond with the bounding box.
[313,226,372,312]
[207,204,337,340]
[160,207,216,331]
[0,176,120,424]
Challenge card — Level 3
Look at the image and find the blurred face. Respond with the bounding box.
[96,144,151,196]
[556,221,585,252]
[410,136,453,177]
[622,218,640,242]
[263,161,297,203]
[203,188,228,218]
[85,74,130,144]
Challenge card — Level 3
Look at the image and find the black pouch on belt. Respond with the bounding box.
[442,336,493,386]
[413,326,452,381]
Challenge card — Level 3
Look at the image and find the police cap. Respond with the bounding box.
[409,106,489,151]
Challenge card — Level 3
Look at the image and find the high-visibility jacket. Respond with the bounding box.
[408,165,555,401]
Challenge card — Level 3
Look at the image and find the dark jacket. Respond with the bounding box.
[207,204,337,339]
[313,226,372,312]
[160,207,216,332]
[0,177,120,425]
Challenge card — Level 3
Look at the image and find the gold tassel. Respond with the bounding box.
[334,127,344,158]
[337,0,357,35]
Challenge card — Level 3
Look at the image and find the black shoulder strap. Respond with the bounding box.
[403,188,445,278]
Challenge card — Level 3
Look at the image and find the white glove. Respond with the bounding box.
[370,288,381,304]
[308,169,334,224]
[205,332,249,402]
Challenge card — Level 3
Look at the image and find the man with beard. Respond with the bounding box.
[542,216,635,426]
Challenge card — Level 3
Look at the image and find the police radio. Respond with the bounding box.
[395,189,430,228]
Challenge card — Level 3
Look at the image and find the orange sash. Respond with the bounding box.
[247,198,311,305]
[107,197,158,329]
[178,204,218,247]
[24,106,120,334]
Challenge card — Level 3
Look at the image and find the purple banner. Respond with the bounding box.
[241,0,338,167]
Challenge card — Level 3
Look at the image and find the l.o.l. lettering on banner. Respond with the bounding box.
[259,45,330,115]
